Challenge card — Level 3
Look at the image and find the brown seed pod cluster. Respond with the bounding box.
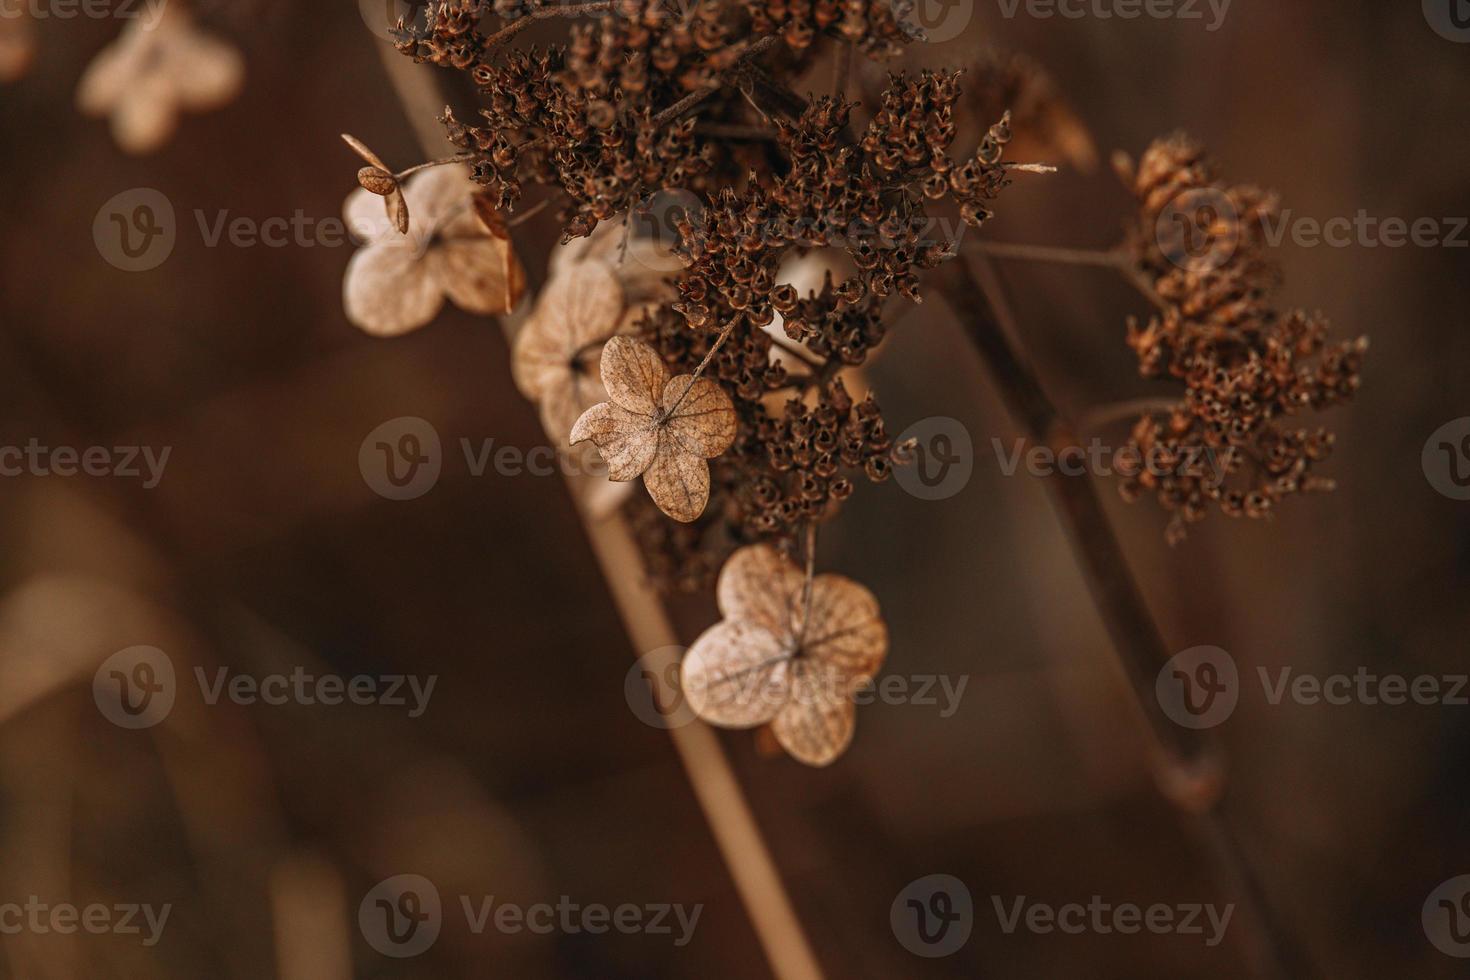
[394,3,1044,585]
[741,0,917,59]
[1115,134,1368,543]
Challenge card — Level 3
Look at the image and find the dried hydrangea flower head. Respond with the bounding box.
[681,543,888,766]
[343,163,525,336]
[571,335,737,522]
[1114,134,1367,543]
[76,1,243,154]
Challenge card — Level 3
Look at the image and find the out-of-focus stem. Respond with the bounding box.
[935,251,1310,980]
[375,43,825,980]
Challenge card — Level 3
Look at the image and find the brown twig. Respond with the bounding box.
[479,1,615,47]
[936,251,1311,980]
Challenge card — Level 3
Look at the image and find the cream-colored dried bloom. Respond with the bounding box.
[342,164,525,337]
[681,544,888,766]
[76,4,243,154]
[570,336,735,522]
[511,261,632,444]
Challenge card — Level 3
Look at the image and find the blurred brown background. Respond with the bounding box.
[1,1,1468,977]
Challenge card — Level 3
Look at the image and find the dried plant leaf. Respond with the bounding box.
[343,241,445,338]
[570,336,736,522]
[681,544,889,766]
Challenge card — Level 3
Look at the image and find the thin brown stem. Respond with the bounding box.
[971,239,1127,268]
[651,34,785,127]
[481,1,614,47]
[394,153,475,179]
[831,41,853,101]
[1078,397,1180,434]
[936,252,1310,980]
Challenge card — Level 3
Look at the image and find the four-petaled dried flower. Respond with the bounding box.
[342,134,410,234]
[571,336,736,522]
[681,544,888,766]
[76,3,243,154]
[512,260,639,443]
[343,164,525,337]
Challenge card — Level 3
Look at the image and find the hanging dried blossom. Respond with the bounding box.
[681,543,888,766]
[342,163,526,336]
[342,134,411,234]
[76,2,243,154]
[571,336,737,522]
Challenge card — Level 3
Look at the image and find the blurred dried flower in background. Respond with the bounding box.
[0,7,36,83]
[572,335,737,522]
[1114,134,1368,543]
[76,2,243,154]
[343,164,525,336]
[681,543,887,766]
